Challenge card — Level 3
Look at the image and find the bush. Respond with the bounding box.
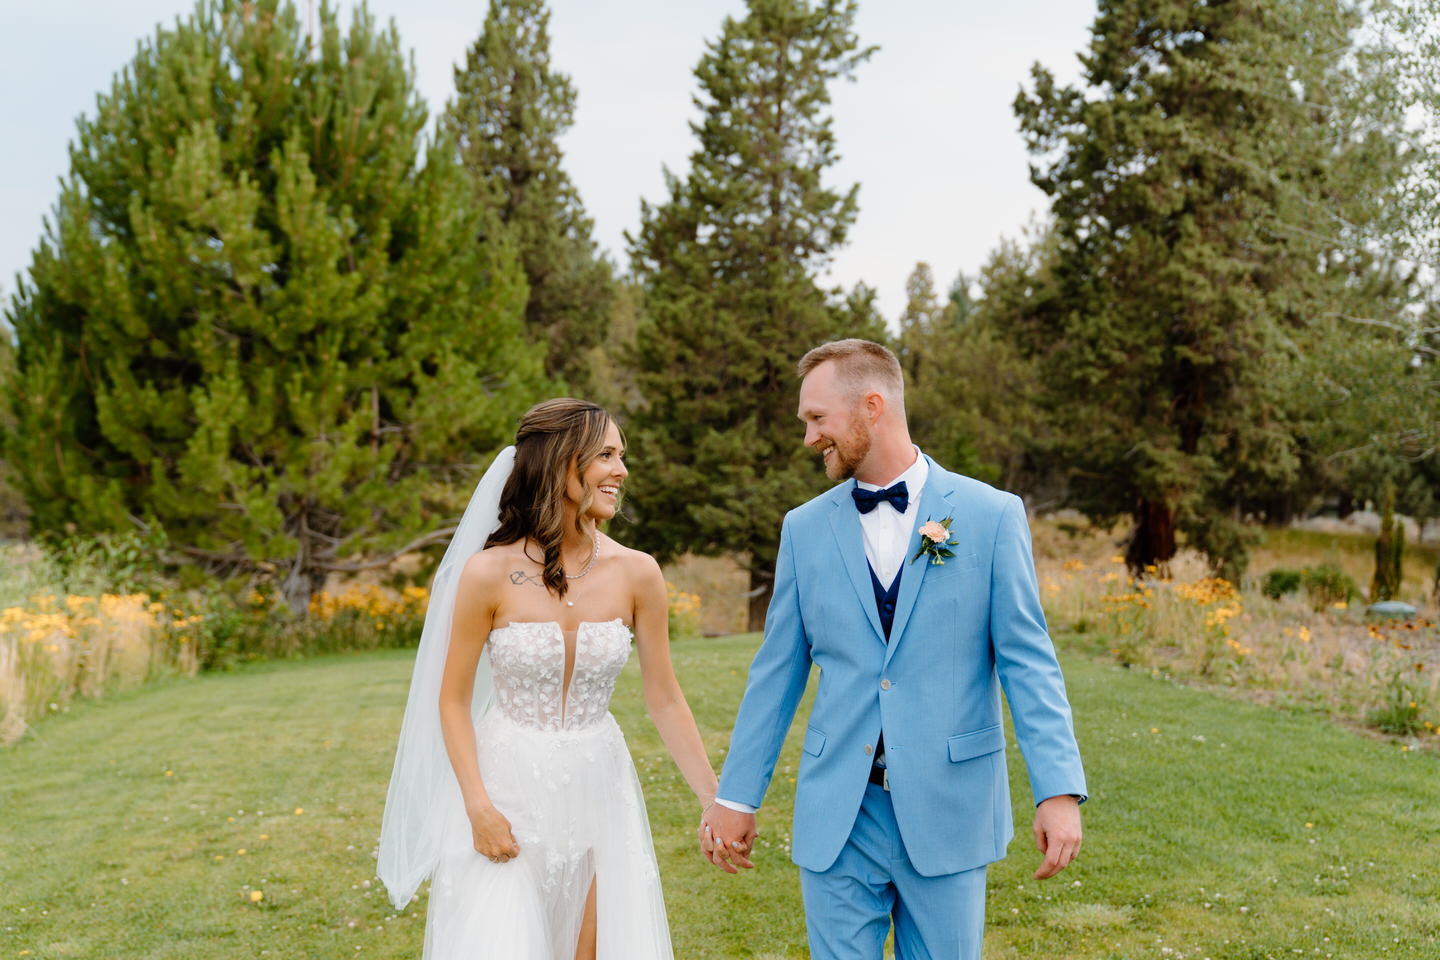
[667,582,703,642]
[1261,568,1304,600]
[174,583,427,669]
[1301,564,1359,612]
[1260,565,1356,610]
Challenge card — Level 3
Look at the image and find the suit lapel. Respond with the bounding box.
[827,489,886,644]
[884,465,956,666]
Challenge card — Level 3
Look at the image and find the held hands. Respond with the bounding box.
[1032,794,1082,879]
[467,799,520,865]
[698,802,757,874]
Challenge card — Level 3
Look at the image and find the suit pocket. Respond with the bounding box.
[924,552,979,583]
[947,723,1005,762]
[802,726,827,757]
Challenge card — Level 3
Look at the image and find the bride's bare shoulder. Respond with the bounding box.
[604,535,663,583]
[460,540,528,586]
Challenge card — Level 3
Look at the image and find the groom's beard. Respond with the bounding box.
[825,420,872,481]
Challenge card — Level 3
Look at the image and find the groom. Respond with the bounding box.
[701,339,1086,959]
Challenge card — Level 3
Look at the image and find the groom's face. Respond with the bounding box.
[798,362,872,482]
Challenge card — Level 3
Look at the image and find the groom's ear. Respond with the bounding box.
[862,390,885,423]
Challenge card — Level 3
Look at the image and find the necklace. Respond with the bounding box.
[563,536,599,606]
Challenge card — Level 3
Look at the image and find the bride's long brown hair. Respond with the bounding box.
[484,398,619,599]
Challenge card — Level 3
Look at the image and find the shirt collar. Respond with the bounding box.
[855,446,927,496]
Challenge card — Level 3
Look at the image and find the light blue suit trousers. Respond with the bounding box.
[717,455,1086,959]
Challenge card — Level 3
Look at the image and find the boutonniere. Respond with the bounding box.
[910,516,958,566]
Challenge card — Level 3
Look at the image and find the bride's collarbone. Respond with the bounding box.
[495,555,632,629]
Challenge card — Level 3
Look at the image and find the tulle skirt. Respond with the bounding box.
[423,710,673,959]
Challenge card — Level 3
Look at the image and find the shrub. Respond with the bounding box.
[667,582,703,642]
[1301,564,1359,612]
[1261,568,1304,600]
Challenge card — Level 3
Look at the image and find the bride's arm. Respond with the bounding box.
[439,554,518,860]
[632,554,720,809]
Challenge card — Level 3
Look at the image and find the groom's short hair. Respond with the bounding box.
[798,339,904,403]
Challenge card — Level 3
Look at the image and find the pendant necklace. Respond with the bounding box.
[563,534,600,606]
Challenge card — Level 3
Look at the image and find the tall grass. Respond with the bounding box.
[0,542,194,744]
[1032,542,1440,743]
[0,542,427,746]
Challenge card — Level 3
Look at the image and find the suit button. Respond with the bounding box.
[864,744,873,756]
[880,678,891,691]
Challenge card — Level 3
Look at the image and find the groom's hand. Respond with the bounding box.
[699,802,757,873]
[1032,794,1082,879]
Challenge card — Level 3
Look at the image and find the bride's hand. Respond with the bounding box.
[467,800,520,864]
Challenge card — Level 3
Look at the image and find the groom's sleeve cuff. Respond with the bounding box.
[714,797,758,814]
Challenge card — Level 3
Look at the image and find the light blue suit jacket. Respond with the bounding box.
[717,455,1087,877]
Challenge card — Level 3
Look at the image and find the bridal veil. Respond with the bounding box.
[377,445,515,910]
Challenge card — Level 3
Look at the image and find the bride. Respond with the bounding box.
[378,399,721,959]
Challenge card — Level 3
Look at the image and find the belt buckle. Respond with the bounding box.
[881,767,890,792]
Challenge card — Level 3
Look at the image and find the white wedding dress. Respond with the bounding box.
[421,619,674,959]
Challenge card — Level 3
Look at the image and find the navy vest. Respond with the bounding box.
[868,562,900,766]
[868,563,902,641]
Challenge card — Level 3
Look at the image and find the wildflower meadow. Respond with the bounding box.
[1029,520,1440,746]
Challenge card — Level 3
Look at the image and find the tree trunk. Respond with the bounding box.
[1126,497,1177,578]
[747,564,774,634]
[282,516,327,616]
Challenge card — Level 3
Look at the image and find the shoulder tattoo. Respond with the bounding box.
[509,570,545,588]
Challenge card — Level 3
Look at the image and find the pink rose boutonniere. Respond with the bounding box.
[910,516,958,566]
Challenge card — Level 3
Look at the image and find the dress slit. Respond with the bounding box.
[572,863,598,960]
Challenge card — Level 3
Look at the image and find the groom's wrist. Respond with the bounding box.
[714,796,759,815]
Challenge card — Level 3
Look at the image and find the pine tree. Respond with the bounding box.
[2,0,544,611]
[946,270,975,325]
[627,0,879,630]
[899,251,1048,491]
[0,323,23,537]
[895,262,943,381]
[1013,0,1404,578]
[444,0,613,392]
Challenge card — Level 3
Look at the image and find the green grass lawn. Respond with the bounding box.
[2,633,1438,959]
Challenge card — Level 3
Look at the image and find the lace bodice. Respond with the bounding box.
[486,620,633,731]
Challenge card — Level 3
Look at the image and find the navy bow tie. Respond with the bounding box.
[852,481,909,515]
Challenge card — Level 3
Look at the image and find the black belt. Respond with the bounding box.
[867,764,889,791]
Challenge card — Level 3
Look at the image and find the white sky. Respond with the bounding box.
[0,1,1093,323]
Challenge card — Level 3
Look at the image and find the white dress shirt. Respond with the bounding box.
[855,448,928,590]
[714,448,927,816]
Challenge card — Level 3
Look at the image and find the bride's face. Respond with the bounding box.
[567,420,627,519]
